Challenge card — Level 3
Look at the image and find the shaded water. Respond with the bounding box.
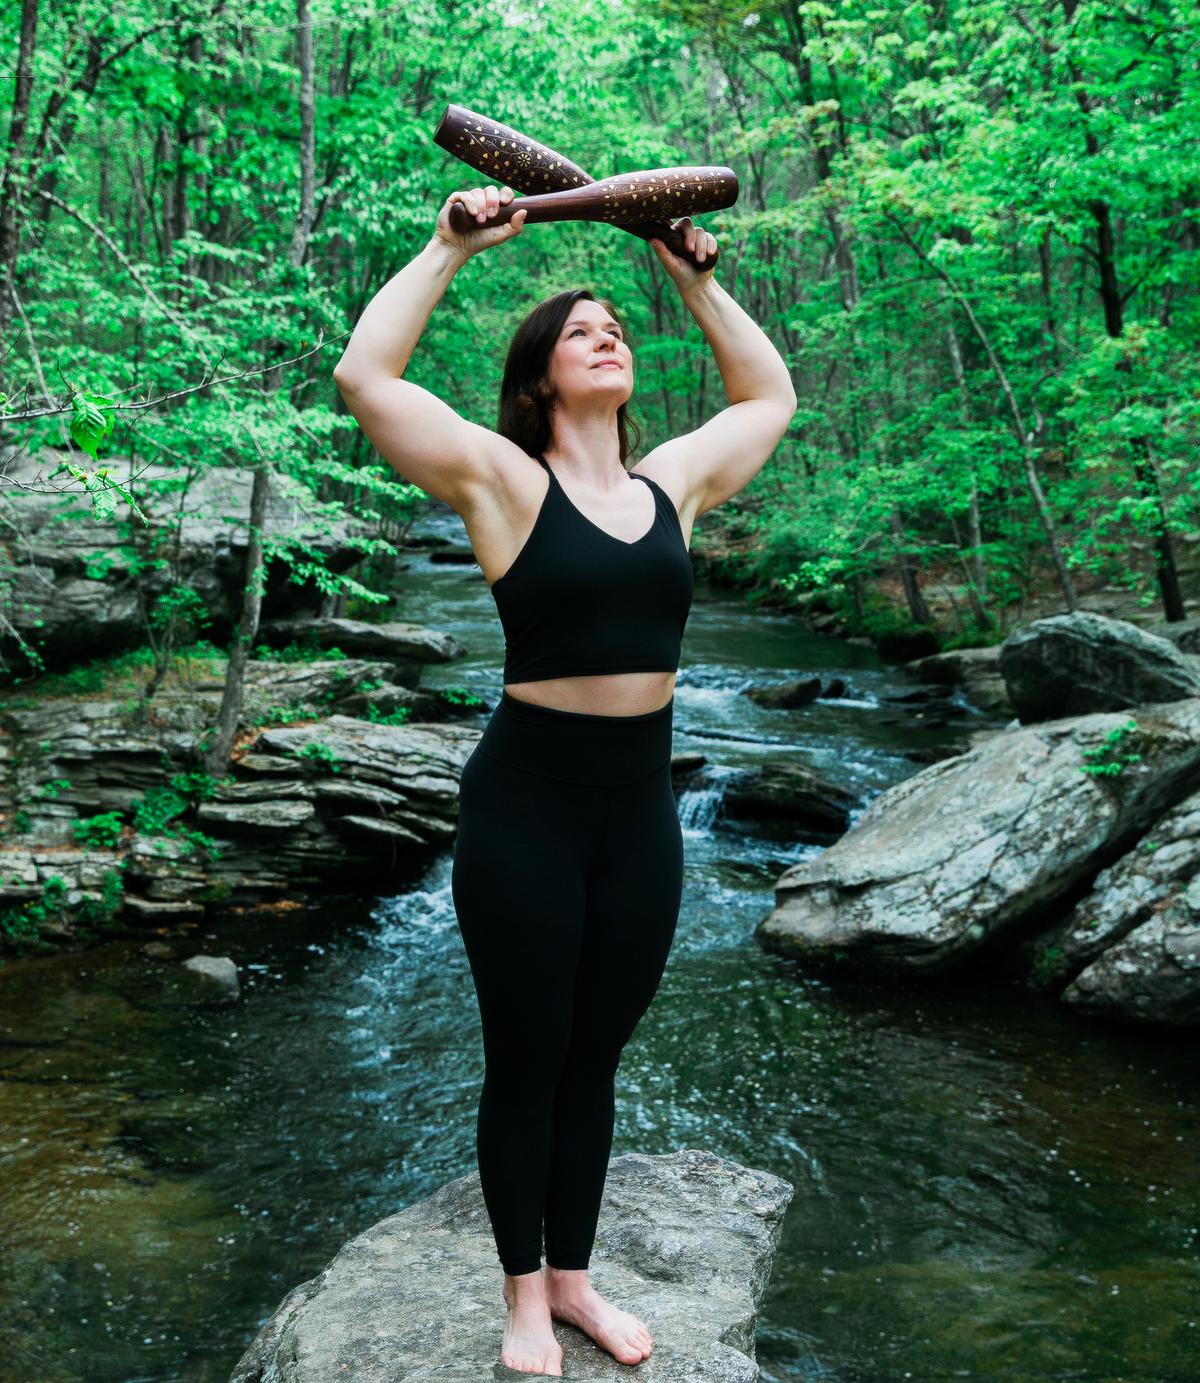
[2,512,1197,1381]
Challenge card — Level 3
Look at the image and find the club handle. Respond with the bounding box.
[623,220,721,270]
[448,199,722,270]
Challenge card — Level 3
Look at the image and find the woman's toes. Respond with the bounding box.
[501,1347,563,1376]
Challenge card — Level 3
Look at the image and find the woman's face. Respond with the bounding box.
[546,299,633,409]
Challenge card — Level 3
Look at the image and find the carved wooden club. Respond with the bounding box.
[433,103,734,269]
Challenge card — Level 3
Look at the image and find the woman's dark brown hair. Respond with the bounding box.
[497,288,643,466]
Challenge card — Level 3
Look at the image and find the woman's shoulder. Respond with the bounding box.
[628,438,689,510]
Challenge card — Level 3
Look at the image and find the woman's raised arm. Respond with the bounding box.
[641,224,796,521]
[332,186,527,511]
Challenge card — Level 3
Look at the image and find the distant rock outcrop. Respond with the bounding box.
[903,645,1013,717]
[255,616,466,669]
[1,446,381,675]
[0,659,486,943]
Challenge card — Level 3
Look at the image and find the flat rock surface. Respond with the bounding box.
[230,1148,794,1383]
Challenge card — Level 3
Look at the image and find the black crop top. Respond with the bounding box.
[487,454,694,683]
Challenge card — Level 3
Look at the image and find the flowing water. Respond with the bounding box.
[1,509,1197,1382]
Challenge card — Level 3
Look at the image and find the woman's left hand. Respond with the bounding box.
[649,216,718,297]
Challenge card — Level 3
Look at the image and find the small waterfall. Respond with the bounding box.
[676,763,744,832]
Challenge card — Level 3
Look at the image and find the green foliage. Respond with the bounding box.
[72,869,127,939]
[68,392,116,459]
[31,778,71,802]
[1080,720,1143,778]
[438,687,487,709]
[292,741,342,772]
[364,704,410,726]
[5,641,227,708]
[248,703,313,728]
[1,0,1196,685]
[134,774,227,860]
[32,646,157,698]
[0,876,69,956]
[343,595,397,624]
[252,640,348,664]
[1031,942,1064,987]
[72,812,126,849]
[0,868,126,958]
[149,586,213,638]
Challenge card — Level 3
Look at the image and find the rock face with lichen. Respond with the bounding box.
[755,614,1200,1028]
[229,1148,793,1383]
[757,696,1200,1027]
[0,445,390,677]
[1024,786,1200,1026]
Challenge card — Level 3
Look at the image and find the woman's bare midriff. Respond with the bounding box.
[500,672,674,717]
[503,672,676,717]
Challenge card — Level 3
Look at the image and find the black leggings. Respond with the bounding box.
[450,690,683,1277]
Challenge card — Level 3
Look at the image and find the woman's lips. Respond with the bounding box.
[592,362,621,369]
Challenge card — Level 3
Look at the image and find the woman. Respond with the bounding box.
[332,183,795,1376]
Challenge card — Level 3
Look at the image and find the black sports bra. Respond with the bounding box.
[487,454,694,684]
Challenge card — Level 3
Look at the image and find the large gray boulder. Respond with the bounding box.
[998,612,1200,723]
[757,698,1200,992]
[230,1148,793,1383]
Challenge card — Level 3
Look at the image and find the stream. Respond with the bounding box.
[1,507,1197,1382]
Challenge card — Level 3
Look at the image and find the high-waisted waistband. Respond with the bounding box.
[475,690,675,785]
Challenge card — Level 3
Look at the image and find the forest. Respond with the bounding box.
[3,0,1195,693]
[2,4,1199,1380]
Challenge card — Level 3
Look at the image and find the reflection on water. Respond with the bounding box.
[1,514,1196,1381]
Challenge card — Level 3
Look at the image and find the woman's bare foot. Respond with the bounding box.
[500,1270,564,1376]
[544,1267,653,1366]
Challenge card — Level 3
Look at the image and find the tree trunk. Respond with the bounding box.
[889,212,1078,612]
[941,285,992,627]
[891,508,931,625]
[31,31,106,231]
[203,465,271,777]
[0,0,39,338]
[289,0,316,268]
[205,0,315,775]
[1061,0,1184,619]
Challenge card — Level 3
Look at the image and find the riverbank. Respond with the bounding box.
[6,493,1200,1030]
[690,507,1200,660]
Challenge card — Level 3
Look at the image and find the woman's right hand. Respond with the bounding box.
[434,184,528,261]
